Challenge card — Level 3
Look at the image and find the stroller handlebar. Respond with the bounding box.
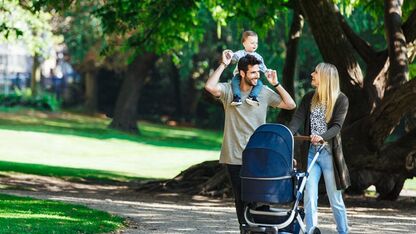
[293,135,326,145]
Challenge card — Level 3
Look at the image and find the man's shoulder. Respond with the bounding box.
[218,82,232,97]
[219,82,231,89]
[261,84,273,93]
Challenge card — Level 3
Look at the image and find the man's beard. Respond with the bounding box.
[243,77,256,86]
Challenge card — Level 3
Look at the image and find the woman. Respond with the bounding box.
[289,63,350,234]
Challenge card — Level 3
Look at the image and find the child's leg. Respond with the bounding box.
[249,79,263,98]
[231,75,241,98]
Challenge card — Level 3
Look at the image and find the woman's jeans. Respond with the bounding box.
[304,145,349,234]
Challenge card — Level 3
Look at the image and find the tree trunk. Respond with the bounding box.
[109,53,158,134]
[84,71,97,113]
[277,0,304,124]
[31,54,40,97]
[300,0,367,125]
[182,77,202,123]
[170,60,183,121]
[384,0,409,90]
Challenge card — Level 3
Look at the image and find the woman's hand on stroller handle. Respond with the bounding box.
[293,135,326,145]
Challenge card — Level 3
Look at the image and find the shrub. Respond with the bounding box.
[0,90,60,111]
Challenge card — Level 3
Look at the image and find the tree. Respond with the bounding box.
[53,1,105,112]
[299,0,416,200]
[93,0,208,133]
[0,0,55,96]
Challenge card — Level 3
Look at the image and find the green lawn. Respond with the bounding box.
[0,109,221,234]
[0,109,221,180]
[0,194,124,234]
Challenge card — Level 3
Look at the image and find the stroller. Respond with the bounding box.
[240,124,325,234]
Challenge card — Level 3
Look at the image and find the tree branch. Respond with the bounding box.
[336,11,377,65]
[378,128,416,173]
[369,78,416,149]
[277,0,304,123]
[384,0,409,89]
[402,8,416,43]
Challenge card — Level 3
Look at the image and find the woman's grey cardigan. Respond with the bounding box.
[288,91,351,190]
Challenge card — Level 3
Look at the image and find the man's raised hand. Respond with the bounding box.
[266,69,278,86]
[222,50,233,66]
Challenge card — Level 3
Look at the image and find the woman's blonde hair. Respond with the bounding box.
[311,62,340,123]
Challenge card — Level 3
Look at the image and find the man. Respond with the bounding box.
[205,50,296,230]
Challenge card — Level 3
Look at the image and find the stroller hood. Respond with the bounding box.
[241,124,295,203]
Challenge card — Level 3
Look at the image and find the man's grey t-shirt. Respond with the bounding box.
[218,83,282,165]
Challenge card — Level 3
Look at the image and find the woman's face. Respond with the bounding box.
[311,68,320,88]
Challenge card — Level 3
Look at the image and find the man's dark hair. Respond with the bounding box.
[238,54,261,74]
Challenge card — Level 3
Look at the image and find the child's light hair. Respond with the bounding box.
[241,30,258,43]
[311,62,340,123]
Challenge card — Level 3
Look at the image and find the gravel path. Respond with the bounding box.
[1,173,416,233]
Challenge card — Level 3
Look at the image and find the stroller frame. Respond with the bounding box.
[240,124,326,234]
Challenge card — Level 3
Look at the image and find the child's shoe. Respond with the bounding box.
[246,96,259,106]
[231,95,242,106]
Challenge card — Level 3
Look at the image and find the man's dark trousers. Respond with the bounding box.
[226,164,246,225]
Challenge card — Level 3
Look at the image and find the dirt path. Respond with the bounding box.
[1,173,416,233]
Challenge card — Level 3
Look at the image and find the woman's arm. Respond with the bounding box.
[320,94,349,141]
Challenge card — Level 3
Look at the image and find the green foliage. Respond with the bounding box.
[0,0,57,58]
[0,194,125,234]
[344,0,416,32]
[410,62,416,79]
[56,1,104,65]
[0,22,23,39]
[0,91,60,111]
[94,0,206,57]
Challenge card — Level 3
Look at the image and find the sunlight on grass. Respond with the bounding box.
[0,213,80,221]
[0,162,139,182]
[0,109,221,179]
[404,178,416,190]
[0,194,124,233]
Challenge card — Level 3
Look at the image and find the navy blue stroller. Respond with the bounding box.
[240,124,325,234]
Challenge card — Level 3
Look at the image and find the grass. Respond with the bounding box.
[0,107,223,150]
[0,161,139,182]
[404,179,416,190]
[0,108,221,179]
[0,193,124,234]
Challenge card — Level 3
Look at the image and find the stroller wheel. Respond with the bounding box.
[309,226,321,234]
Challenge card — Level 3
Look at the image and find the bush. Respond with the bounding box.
[0,90,60,111]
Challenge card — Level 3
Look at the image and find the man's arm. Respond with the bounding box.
[205,50,233,97]
[266,70,296,110]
